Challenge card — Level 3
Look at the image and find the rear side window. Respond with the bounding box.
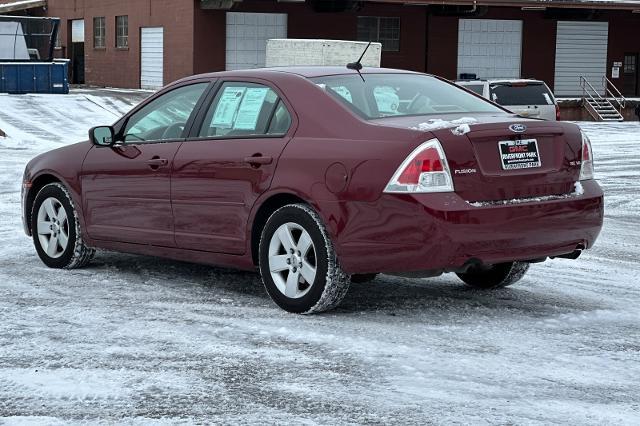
[462,84,484,96]
[490,83,554,106]
[199,82,290,138]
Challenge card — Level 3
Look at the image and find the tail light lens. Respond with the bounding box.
[384,139,454,193]
[579,132,594,180]
[555,104,561,121]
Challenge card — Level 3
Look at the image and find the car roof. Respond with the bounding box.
[176,66,422,83]
[456,78,545,84]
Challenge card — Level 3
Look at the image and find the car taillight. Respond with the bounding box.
[555,104,561,121]
[384,139,454,193]
[579,132,594,180]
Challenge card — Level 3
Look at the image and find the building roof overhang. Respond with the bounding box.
[0,0,46,14]
[369,0,640,11]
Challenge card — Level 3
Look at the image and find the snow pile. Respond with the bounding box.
[410,117,477,135]
[467,182,586,207]
[1,93,640,423]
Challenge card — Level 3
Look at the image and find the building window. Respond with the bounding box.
[357,16,400,52]
[624,54,636,74]
[93,17,105,48]
[116,15,128,48]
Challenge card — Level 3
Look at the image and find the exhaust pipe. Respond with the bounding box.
[551,249,582,260]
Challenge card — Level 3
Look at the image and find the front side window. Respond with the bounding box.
[357,16,400,52]
[123,83,208,143]
[313,73,504,119]
[198,82,290,138]
[116,15,128,48]
[93,17,105,48]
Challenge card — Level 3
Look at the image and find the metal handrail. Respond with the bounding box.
[579,75,603,105]
[602,75,626,110]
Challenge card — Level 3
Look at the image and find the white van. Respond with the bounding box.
[455,79,559,121]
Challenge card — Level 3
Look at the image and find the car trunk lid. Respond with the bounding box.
[430,120,582,202]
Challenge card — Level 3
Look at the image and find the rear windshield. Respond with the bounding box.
[311,73,504,119]
[489,83,554,106]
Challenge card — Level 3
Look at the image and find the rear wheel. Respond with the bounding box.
[258,204,350,314]
[456,261,529,289]
[31,183,95,269]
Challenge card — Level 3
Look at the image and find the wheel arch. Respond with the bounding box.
[25,173,63,235]
[250,192,311,266]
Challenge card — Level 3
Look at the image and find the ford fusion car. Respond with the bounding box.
[22,67,604,314]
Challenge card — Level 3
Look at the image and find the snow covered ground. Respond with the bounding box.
[0,91,639,424]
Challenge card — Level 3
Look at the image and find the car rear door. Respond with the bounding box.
[80,81,211,246]
[171,79,295,254]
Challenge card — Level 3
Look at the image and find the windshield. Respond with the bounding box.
[490,83,555,106]
[311,73,504,119]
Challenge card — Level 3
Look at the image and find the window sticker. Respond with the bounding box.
[332,86,353,103]
[542,93,553,105]
[234,87,269,130]
[212,86,246,128]
[374,86,400,114]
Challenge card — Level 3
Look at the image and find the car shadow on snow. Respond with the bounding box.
[89,251,604,319]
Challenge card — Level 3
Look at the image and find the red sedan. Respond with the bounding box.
[22,67,604,313]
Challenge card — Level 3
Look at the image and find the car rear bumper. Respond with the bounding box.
[334,180,604,274]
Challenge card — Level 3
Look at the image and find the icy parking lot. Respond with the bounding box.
[0,91,639,424]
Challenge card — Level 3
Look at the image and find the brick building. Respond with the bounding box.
[1,0,639,97]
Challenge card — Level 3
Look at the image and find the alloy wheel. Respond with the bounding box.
[268,222,317,298]
[36,197,69,259]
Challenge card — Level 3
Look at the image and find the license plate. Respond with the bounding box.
[498,139,541,170]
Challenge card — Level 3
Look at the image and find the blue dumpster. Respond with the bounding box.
[0,60,69,94]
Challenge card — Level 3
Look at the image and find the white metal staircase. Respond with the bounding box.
[579,76,626,122]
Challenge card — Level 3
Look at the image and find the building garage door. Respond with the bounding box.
[554,21,608,96]
[457,19,522,80]
[140,27,164,90]
[226,12,287,71]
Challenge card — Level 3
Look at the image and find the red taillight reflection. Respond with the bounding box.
[582,141,591,161]
[556,105,561,121]
[397,148,443,184]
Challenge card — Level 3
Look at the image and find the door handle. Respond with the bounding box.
[147,157,168,169]
[244,156,273,166]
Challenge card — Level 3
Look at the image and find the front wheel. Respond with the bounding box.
[456,261,529,289]
[258,204,350,314]
[31,183,95,269]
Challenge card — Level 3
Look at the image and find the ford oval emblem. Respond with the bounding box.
[509,123,527,133]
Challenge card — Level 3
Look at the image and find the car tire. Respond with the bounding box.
[258,203,350,314]
[351,273,378,284]
[31,182,95,269]
[456,261,529,289]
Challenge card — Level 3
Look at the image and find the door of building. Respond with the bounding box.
[225,12,287,71]
[140,27,164,90]
[457,19,523,80]
[70,19,85,84]
[623,53,638,97]
[554,21,608,97]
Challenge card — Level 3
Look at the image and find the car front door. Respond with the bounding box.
[172,80,295,254]
[81,81,211,246]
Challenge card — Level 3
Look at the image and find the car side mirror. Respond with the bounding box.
[89,126,115,146]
